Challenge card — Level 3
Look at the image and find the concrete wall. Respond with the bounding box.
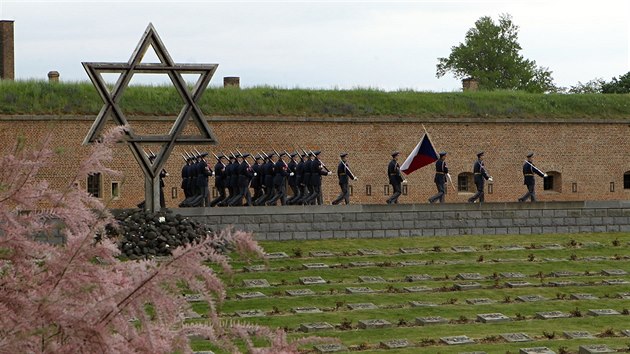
[176,200,630,241]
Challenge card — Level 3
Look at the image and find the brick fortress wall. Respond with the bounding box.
[1,115,629,208]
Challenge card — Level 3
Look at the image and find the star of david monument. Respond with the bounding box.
[82,23,218,212]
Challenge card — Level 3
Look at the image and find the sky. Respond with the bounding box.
[1,0,629,91]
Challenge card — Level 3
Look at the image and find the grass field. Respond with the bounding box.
[188,232,630,353]
[2,80,630,119]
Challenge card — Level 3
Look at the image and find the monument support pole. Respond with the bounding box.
[145,176,161,213]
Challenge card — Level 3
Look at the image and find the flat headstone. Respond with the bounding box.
[505,281,532,288]
[541,243,564,249]
[265,252,288,259]
[405,274,433,282]
[399,247,423,254]
[242,279,270,288]
[477,313,510,323]
[357,248,383,256]
[466,298,496,305]
[548,280,579,287]
[309,250,334,257]
[292,307,322,314]
[409,301,437,307]
[500,272,526,278]
[619,292,630,299]
[300,322,334,332]
[358,275,385,283]
[535,311,570,320]
[441,335,474,345]
[300,276,327,285]
[347,302,378,310]
[349,261,375,267]
[357,319,392,329]
[302,263,329,270]
[603,279,630,285]
[570,293,599,300]
[443,260,466,265]
[500,245,526,251]
[236,291,266,299]
[543,258,563,262]
[582,256,608,261]
[314,344,347,353]
[452,246,477,252]
[601,269,627,276]
[380,339,409,349]
[403,286,432,293]
[563,331,594,339]
[416,316,448,325]
[551,270,579,277]
[345,287,375,294]
[501,333,533,342]
[519,348,556,354]
[184,294,204,302]
[235,309,265,317]
[398,260,425,266]
[454,282,482,290]
[517,295,547,302]
[457,272,484,280]
[286,289,316,296]
[578,344,615,354]
[243,264,267,272]
[587,309,620,316]
[581,242,602,248]
[622,329,630,337]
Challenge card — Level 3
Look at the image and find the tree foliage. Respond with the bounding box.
[0,127,324,353]
[436,14,556,93]
[568,78,605,94]
[601,71,630,93]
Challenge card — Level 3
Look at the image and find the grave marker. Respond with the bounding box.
[505,281,532,288]
[358,319,392,329]
[563,331,594,339]
[358,276,385,283]
[300,322,334,332]
[244,265,266,272]
[519,348,556,354]
[398,260,425,266]
[349,261,376,267]
[501,333,533,342]
[454,282,482,290]
[399,247,423,254]
[405,274,433,282]
[235,309,265,318]
[236,291,266,299]
[466,298,496,305]
[452,246,477,252]
[535,311,570,320]
[314,344,347,353]
[500,272,526,278]
[601,269,627,276]
[516,295,547,302]
[292,307,323,314]
[403,286,432,293]
[587,309,620,316]
[477,313,510,323]
[416,316,448,325]
[265,252,288,259]
[570,293,598,300]
[457,273,484,280]
[345,287,375,294]
[309,250,334,257]
[347,303,378,310]
[357,248,383,256]
[603,279,630,285]
[286,289,316,296]
[300,276,327,285]
[409,301,438,307]
[578,344,615,354]
[302,263,329,270]
[184,294,204,302]
[380,339,409,349]
[242,279,270,288]
[440,335,474,345]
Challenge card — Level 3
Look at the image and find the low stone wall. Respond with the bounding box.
[175,200,630,241]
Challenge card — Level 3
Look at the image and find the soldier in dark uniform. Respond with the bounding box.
[251,154,264,201]
[468,151,493,203]
[256,152,276,206]
[230,153,254,206]
[218,154,236,206]
[210,153,227,207]
[149,154,169,208]
[303,150,331,205]
[518,152,547,202]
[286,152,300,204]
[332,152,356,205]
[196,152,213,206]
[267,152,290,205]
[298,152,314,205]
[386,151,405,204]
[181,155,191,199]
[428,151,449,203]
[188,153,200,197]
[292,151,307,205]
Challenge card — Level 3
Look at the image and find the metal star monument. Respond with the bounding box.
[82,23,218,212]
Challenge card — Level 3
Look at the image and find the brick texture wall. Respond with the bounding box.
[1,115,629,208]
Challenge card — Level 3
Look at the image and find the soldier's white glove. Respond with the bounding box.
[543,173,548,177]
[254,172,257,176]
[327,171,332,175]
[354,177,358,181]
[488,177,494,182]
[290,172,295,176]
[402,179,408,184]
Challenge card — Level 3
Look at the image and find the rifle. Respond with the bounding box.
[180,153,187,162]
[525,160,546,176]
[310,149,330,173]
[446,173,456,191]
[339,157,357,180]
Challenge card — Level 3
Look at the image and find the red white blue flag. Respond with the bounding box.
[400,133,438,175]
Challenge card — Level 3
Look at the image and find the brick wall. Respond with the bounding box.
[1,115,630,208]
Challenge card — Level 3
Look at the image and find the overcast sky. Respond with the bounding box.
[1,0,629,91]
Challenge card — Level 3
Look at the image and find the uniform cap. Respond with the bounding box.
[228,154,236,160]
[391,151,400,157]
[313,150,321,156]
[199,152,208,158]
[279,151,288,157]
[340,152,348,158]
[254,154,262,160]
[216,153,225,159]
[477,151,485,158]
[439,151,447,157]
[527,152,534,158]
[290,152,298,157]
[268,151,277,157]
[242,153,251,158]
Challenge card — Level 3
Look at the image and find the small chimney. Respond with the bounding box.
[462,77,479,91]
[223,76,240,88]
[0,20,15,80]
[48,71,60,82]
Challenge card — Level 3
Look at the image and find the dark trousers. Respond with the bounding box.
[231,184,252,206]
[303,184,320,204]
[332,182,349,205]
[519,184,536,202]
[267,182,287,205]
[468,181,485,203]
[210,186,226,207]
[386,183,401,204]
[252,185,263,201]
[287,183,300,204]
[429,182,446,203]
[200,184,209,207]
[159,188,165,208]
[256,185,275,205]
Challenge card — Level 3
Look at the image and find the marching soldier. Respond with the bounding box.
[386,151,405,204]
[218,154,236,206]
[267,152,290,205]
[210,153,227,207]
[518,152,547,202]
[298,151,314,205]
[181,154,191,199]
[286,152,300,204]
[428,151,449,203]
[251,154,264,201]
[196,152,212,206]
[293,151,307,205]
[230,153,254,206]
[303,150,331,205]
[332,152,356,205]
[256,152,276,206]
[148,154,169,208]
[468,151,493,203]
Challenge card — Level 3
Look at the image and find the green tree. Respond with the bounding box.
[436,14,556,93]
[601,71,630,93]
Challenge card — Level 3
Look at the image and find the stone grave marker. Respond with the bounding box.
[309,250,334,257]
[440,335,474,345]
[548,280,579,287]
[358,319,392,329]
[570,293,598,300]
[444,260,466,265]
[581,241,602,248]
[300,276,327,285]
[357,248,383,256]
[345,287,375,294]
[242,279,270,288]
[535,311,570,320]
[405,274,433,282]
[587,309,620,316]
[477,313,511,323]
[619,292,630,299]
[349,261,376,267]
[380,339,409,349]
[358,275,385,283]
[236,291,266,299]
[601,269,627,276]
[621,329,630,337]
[399,247,422,254]
[578,344,615,354]
[454,282,482,290]
[409,301,437,307]
[398,260,425,266]
[265,252,288,259]
[541,243,564,249]
[551,270,579,277]
[347,303,378,310]
[416,316,448,325]
[563,331,594,339]
[500,272,526,278]
[500,245,526,251]
[466,298,496,305]
[505,281,532,288]
[286,289,316,296]
[302,263,329,270]
[543,258,563,262]
[314,344,347,353]
[243,264,267,272]
[516,295,547,302]
[292,307,322,314]
[603,279,630,285]
[300,322,334,332]
[403,286,432,293]
[452,246,477,252]
[582,256,608,261]
[184,294,204,302]
[501,333,532,342]
[235,309,265,318]
[519,348,556,354]
[457,273,484,280]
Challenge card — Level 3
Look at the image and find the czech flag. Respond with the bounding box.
[400,133,438,175]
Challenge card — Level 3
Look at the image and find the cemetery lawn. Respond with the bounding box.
[191,232,630,353]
